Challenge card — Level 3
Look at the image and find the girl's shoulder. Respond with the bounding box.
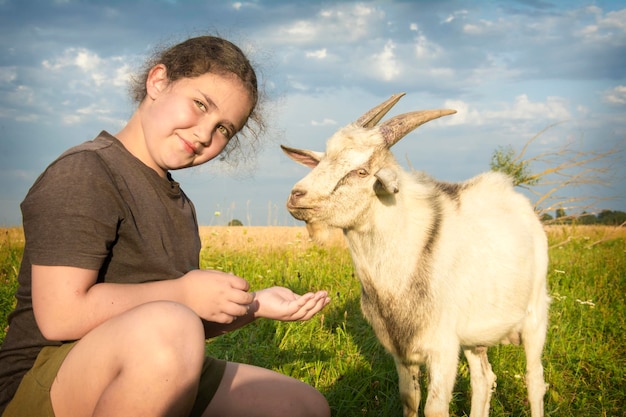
[56,131,123,161]
[49,131,143,178]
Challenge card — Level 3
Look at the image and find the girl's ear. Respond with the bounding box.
[146,64,168,99]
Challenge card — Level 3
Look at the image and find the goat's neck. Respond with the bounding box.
[343,183,440,288]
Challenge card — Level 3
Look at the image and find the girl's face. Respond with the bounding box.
[140,65,253,177]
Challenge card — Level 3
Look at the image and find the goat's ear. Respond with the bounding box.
[374,167,399,195]
[280,145,323,169]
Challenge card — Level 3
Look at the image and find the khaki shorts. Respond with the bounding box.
[3,342,226,417]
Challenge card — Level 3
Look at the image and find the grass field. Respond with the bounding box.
[1,225,625,416]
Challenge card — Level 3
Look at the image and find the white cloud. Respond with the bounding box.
[275,3,385,45]
[443,99,482,126]
[443,95,570,127]
[599,9,626,31]
[14,113,39,123]
[576,6,626,43]
[0,66,17,84]
[62,114,81,125]
[486,94,570,121]
[0,85,37,122]
[74,49,102,71]
[413,29,442,60]
[76,103,112,116]
[603,85,626,105]
[463,20,492,35]
[306,49,327,59]
[311,118,337,126]
[319,3,382,41]
[371,39,400,81]
[284,20,317,39]
[466,53,523,87]
[441,10,468,24]
[113,63,133,87]
[42,47,101,71]
[40,48,133,92]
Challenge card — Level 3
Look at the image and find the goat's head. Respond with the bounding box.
[281,93,456,237]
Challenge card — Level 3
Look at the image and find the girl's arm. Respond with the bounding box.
[32,265,253,341]
[33,266,330,341]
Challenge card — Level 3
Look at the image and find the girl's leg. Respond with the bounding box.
[50,301,206,417]
[203,362,330,417]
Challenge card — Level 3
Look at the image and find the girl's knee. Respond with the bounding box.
[305,388,331,417]
[134,301,203,340]
[126,301,205,373]
[273,380,330,417]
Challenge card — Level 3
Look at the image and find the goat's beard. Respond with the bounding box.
[305,222,334,244]
[286,203,335,244]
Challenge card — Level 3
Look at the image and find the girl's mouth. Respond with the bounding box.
[180,137,198,155]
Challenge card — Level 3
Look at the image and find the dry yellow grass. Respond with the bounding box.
[199,226,346,251]
[0,225,348,249]
[0,228,24,245]
[545,224,626,247]
[1,225,623,249]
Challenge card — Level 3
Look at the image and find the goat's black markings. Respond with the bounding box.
[360,268,431,358]
[423,195,442,256]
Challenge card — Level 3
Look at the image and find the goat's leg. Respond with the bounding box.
[463,346,497,417]
[423,346,460,417]
[522,298,548,417]
[394,358,422,417]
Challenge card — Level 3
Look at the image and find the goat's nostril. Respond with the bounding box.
[291,189,306,199]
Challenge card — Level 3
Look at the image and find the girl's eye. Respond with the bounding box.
[195,100,207,111]
[217,125,232,140]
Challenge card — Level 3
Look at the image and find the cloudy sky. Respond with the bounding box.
[1,0,624,226]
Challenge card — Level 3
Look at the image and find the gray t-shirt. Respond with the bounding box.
[0,131,202,411]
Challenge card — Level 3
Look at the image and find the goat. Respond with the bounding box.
[281,93,549,417]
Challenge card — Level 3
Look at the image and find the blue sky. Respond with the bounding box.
[0,0,624,226]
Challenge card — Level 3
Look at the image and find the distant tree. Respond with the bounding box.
[597,210,626,226]
[490,122,623,220]
[540,213,553,222]
[577,211,597,225]
[554,208,570,224]
[228,219,243,226]
[490,145,539,186]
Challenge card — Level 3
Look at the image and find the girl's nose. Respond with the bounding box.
[195,118,216,146]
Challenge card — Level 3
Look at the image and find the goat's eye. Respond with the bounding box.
[357,169,368,177]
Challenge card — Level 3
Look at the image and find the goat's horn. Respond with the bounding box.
[355,93,406,128]
[379,109,457,147]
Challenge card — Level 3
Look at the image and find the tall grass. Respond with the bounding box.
[1,226,624,416]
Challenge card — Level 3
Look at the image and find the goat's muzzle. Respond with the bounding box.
[286,188,313,221]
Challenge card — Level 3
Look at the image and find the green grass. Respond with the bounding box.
[0,230,22,345]
[1,226,625,416]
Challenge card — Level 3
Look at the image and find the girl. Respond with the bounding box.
[0,35,331,417]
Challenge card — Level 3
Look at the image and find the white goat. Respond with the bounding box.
[281,93,549,417]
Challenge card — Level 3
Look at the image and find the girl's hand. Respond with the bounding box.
[181,269,254,323]
[251,287,330,321]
